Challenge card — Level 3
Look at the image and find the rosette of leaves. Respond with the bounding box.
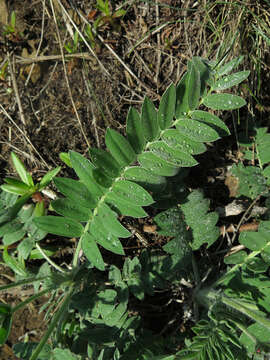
[31,56,249,272]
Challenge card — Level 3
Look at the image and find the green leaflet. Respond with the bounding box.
[176,118,220,142]
[105,128,136,167]
[149,141,197,167]
[158,83,176,130]
[106,193,148,218]
[52,198,91,221]
[203,93,246,110]
[141,96,159,141]
[192,56,212,95]
[3,248,28,277]
[187,61,201,110]
[1,178,30,195]
[126,107,145,154]
[39,166,61,188]
[89,148,120,178]
[90,216,125,255]
[215,55,244,76]
[0,303,12,345]
[138,152,179,177]
[98,203,131,238]
[161,129,206,155]
[54,178,97,209]
[81,232,105,271]
[93,169,113,188]
[175,72,189,116]
[191,110,230,136]
[211,71,250,91]
[111,180,153,206]
[33,216,83,237]
[124,167,166,192]
[11,152,34,187]
[70,151,104,198]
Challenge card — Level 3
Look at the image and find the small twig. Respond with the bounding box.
[15,52,98,65]
[154,0,161,90]
[230,195,261,244]
[56,0,110,76]
[0,104,49,168]
[8,53,26,126]
[25,0,46,86]
[50,0,90,148]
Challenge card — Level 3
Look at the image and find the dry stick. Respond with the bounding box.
[50,0,90,148]
[56,0,110,77]
[8,53,26,126]
[0,104,49,168]
[154,0,161,91]
[25,0,46,86]
[81,70,100,148]
[61,1,160,100]
[230,195,261,245]
[15,52,98,65]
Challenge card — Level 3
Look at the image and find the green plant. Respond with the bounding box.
[94,0,126,31]
[2,54,268,360]
[2,11,23,40]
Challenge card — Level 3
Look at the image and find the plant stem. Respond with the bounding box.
[36,243,66,273]
[0,276,47,292]
[29,285,74,360]
[12,287,51,313]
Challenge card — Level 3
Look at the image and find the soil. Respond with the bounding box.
[0,0,270,357]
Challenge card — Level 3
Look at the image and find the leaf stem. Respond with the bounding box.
[12,287,51,313]
[29,285,74,360]
[36,243,67,274]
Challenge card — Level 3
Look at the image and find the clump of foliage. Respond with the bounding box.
[1,53,270,360]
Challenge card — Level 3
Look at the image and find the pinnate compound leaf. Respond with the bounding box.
[105,128,136,167]
[211,71,250,91]
[162,129,206,155]
[89,148,120,178]
[138,152,179,177]
[112,180,153,206]
[158,83,176,130]
[191,110,230,136]
[126,107,145,154]
[54,178,97,208]
[81,232,105,271]
[52,198,91,221]
[176,118,220,142]
[141,96,159,141]
[149,141,197,167]
[203,93,246,110]
[34,216,83,237]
